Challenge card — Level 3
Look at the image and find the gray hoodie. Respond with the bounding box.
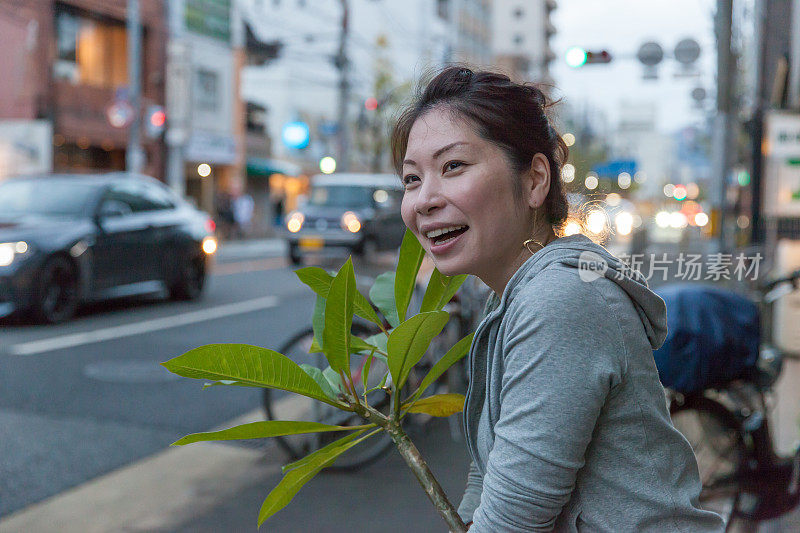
[457,234,723,532]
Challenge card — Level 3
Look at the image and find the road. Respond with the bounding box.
[3,236,799,532]
[0,243,390,518]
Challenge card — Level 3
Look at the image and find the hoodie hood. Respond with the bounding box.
[496,233,668,350]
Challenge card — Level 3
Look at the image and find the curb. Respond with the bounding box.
[0,409,281,533]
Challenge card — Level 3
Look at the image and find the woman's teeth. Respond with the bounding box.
[425,225,466,239]
[425,225,468,245]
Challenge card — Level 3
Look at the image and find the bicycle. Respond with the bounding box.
[663,268,800,530]
[263,273,489,470]
[262,321,395,470]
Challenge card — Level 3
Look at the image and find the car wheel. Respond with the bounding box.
[169,256,205,300]
[32,256,79,324]
[288,244,302,266]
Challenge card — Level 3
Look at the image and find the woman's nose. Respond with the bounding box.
[415,178,445,215]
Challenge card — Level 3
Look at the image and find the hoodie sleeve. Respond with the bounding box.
[458,461,484,523]
[470,270,625,532]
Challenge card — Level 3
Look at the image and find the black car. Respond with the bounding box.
[0,173,217,323]
[284,173,406,264]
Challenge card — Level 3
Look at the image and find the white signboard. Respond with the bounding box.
[771,239,800,455]
[0,120,52,178]
[765,111,800,157]
[184,130,238,164]
[764,111,800,216]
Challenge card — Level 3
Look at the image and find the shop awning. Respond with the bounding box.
[246,157,301,177]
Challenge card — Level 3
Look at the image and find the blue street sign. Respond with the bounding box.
[592,159,638,177]
[282,121,310,149]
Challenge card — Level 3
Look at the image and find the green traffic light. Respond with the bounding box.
[737,171,751,186]
[565,47,588,68]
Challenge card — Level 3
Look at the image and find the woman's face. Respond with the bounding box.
[401,108,534,290]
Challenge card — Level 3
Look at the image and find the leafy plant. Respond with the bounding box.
[162,230,473,531]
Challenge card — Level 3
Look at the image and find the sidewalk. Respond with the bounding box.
[0,410,471,533]
[215,237,286,263]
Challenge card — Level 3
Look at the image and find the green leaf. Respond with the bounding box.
[370,271,399,327]
[310,294,326,353]
[300,364,339,400]
[172,420,374,446]
[322,366,345,394]
[420,270,468,313]
[202,380,255,389]
[323,258,356,374]
[362,350,375,396]
[350,335,376,354]
[296,267,384,328]
[366,331,389,357]
[295,267,334,296]
[387,311,449,389]
[162,344,339,406]
[404,393,465,417]
[258,429,377,525]
[407,332,474,404]
[394,230,425,322]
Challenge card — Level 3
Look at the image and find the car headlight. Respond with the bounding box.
[341,211,361,233]
[0,241,31,267]
[202,236,217,255]
[287,211,305,233]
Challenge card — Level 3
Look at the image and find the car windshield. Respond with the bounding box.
[0,179,99,217]
[308,185,372,208]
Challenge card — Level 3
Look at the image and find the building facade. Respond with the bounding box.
[0,0,166,179]
[491,0,557,83]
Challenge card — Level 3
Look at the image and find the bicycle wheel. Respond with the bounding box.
[263,324,395,470]
[670,394,745,528]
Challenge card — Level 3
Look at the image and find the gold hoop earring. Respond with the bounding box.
[523,239,545,255]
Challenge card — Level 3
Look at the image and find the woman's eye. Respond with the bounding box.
[402,174,420,187]
[444,161,464,172]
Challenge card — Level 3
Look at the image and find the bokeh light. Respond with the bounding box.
[586,209,608,235]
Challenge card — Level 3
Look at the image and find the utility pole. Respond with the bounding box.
[336,0,350,172]
[126,0,144,173]
[166,0,189,195]
[712,0,734,252]
[750,0,768,245]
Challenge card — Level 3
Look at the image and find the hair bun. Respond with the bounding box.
[456,68,473,81]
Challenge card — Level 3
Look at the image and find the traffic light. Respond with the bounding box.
[145,105,166,138]
[364,97,378,111]
[565,47,612,68]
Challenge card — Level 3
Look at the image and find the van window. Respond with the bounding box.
[309,186,372,208]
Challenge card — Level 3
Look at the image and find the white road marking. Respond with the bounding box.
[7,296,279,356]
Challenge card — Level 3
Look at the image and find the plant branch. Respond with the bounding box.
[386,421,467,532]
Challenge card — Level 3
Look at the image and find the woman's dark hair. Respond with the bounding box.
[391,66,569,226]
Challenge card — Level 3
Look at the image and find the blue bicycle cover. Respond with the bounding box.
[653,284,760,393]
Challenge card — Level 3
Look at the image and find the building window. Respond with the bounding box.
[195,69,219,111]
[513,7,524,19]
[513,34,524,46]
[54,8,128,88]
[437,0,449,20]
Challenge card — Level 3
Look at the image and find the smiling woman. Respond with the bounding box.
[390,67,724,532]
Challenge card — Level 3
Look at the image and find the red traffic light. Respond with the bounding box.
[364,97,378,111]
[585,50,612,64]
[149,109,166,127]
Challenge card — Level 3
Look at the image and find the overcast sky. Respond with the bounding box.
[549,0,718,133]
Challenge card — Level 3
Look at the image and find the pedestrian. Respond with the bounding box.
[392,67,723,532]
[233,191,254,238]
[271,189,285,227]
[214,190,235,239]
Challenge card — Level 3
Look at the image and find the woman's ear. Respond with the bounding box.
[524,153,551,209]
